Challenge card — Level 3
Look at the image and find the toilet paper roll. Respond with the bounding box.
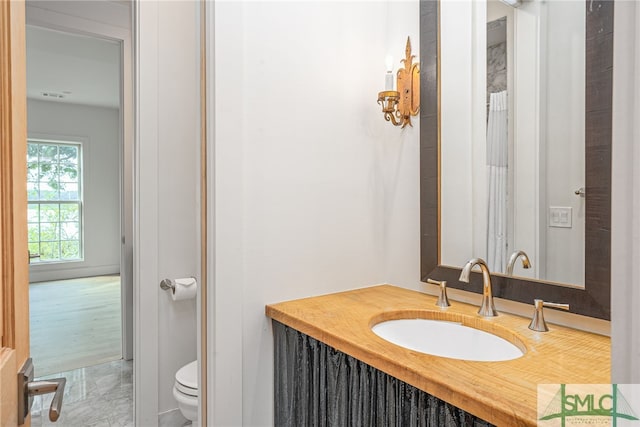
[171,277,197,301]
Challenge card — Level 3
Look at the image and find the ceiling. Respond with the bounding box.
[26,25,121,109]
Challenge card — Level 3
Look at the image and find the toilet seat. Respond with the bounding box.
[175,381,198,397]
[175,360,198,397]
[173,360,199,424]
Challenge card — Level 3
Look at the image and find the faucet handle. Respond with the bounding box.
[528,299,570,332]
[427,278,450,308]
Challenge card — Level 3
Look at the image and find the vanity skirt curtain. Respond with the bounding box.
[273,320,494,427]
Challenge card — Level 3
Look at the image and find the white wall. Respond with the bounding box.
[27,99,121,282]
[209,1,421,424]
[155,0,200,413]
[136,0,200,421]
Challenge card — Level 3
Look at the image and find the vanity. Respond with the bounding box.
[266,285,610,426]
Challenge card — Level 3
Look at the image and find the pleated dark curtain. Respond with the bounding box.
[273,320,494,427]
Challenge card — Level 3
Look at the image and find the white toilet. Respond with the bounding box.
[173,360,198,425]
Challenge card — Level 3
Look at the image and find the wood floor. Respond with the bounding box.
[29,275,122,377]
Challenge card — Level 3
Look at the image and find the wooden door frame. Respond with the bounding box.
[1,0,30,425]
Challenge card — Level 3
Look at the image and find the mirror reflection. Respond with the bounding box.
[440,0,586,287]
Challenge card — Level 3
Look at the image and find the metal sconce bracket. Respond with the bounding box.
[377,37,420,128]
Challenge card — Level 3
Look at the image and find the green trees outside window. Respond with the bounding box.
[27,141,83,262]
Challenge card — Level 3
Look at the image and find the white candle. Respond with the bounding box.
[385,72,394,91]
[384,55,394,91]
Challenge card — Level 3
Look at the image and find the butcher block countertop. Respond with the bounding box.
[265,285,610,426]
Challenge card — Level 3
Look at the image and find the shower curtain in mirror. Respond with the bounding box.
[486,91,508,273]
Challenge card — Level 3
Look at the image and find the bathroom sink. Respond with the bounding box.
[371,318,524,362]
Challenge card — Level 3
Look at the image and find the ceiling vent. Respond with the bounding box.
[41,92,66,99]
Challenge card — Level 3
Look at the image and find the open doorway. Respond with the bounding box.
[25,2,134,425]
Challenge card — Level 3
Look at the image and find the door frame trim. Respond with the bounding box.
[1,0,28,424]
[25,0,135,363]
[1,0,28,359]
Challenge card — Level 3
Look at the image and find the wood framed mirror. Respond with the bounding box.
[419,0,612,320]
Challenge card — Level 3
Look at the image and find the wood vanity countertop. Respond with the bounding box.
[265,285,610,427]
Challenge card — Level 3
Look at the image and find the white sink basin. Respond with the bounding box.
[371,318,524,362]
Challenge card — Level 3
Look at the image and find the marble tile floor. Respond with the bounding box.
[158,410,190,427]
[31,359,133,427]
[29,359,190,426]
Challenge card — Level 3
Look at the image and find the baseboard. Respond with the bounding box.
[29,264,120,283]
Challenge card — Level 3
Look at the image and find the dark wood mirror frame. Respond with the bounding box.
[419,0,612,320]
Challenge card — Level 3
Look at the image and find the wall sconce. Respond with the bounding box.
[377,37,420,128]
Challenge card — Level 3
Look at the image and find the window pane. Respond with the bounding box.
[59,163,79,183]
[27,144,39,163]
[39,163,64,194]
[39,242,60,260]
[38,182,59,201]
[39,204,59,222]
[27,204,39,222]
[60,222,79,240]
[57,145,78,164]
[59,204,79,221]
[39,222,59,242]
[27,182,39,201]
[28,242,40,256]
[38,144,58,162]
[59,183,79,201]
[38,162,54,179]
[60,241,80,259]
[27,162,40,182]
[28,223,39,243]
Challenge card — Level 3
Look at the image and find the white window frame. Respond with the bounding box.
[27,138,84,264]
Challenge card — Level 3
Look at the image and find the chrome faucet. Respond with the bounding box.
[506,250,532,276]
[427,278,451,308]
[528,299,570,332]
[459,258,498,317]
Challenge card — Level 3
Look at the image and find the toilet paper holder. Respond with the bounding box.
[160,277,196,293]
[160,279,176,292]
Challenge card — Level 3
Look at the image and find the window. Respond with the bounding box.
[27,140,83,263]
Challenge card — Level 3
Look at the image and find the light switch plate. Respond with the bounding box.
[549,206,572,228]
